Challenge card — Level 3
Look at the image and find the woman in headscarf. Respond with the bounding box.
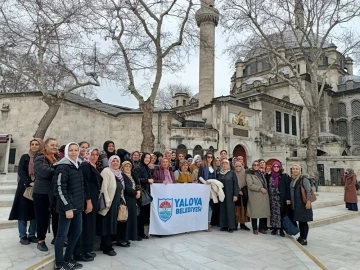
[290,164,313,245]
[74,148,102,262]
[78,141,90,163]
[131,151,141,167]
[117,161,141,245]
[246,160,271,235]
[218,159,239,233]
[9,138,44,245]
[98,155,123,256]
[53,143,84,270]
[234,162,250,231]
[97,140,116,172]
[343,168,358,211]
[190,155,201,173]
[154,158,175,184]
[174,160,193,183]
[265,162,291,237]
[133,153,153,239]
[33,138,58,252]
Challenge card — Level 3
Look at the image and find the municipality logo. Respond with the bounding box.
[158,198,173,222]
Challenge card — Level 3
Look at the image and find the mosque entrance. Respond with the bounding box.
[232,145,247,166]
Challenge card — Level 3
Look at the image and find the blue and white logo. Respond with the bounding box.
[158,198,173,222]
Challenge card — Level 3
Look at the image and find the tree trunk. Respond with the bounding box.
[33,95,62,139]
[306,108,320,177]
[140,99,155,152]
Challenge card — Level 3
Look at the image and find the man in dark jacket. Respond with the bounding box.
[53,143,84,270]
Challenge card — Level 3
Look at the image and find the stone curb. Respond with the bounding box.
[309,211,360,228]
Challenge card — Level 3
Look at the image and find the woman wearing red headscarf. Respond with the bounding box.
[265,162,291,237]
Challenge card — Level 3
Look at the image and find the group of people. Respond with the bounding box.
[8,139,356,270]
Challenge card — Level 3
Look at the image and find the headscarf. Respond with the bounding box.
[82,147,99,167]
[291,164,302,186]
[234,162,246,189]
[192,155,201,165]
[271,161,282,188]
[28,138,44,181]
[103,140,116,159]
[64,142,80,169]
[121,161,136,189]
[109,155,123,180]
[161,157,170,169]
[346,168,354,176]
[220,159,231,175]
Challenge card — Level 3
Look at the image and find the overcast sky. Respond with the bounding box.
[96,28,233,108]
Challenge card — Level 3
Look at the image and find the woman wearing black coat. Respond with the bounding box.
[74,148,102,262]
[133,153,153,239]
[9,138,44,245]
[117,161,141,245]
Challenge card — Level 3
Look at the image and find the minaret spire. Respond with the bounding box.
[295,0,305,29]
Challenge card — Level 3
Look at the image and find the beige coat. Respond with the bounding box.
[98,167,117,216]
[246,170,270,218]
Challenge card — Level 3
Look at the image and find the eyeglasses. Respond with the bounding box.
[235,165,242,167]
[207,156,213,159]
[273,165,279,168]
[253,164,259,166]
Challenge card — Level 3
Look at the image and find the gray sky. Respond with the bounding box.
[96,28,232,108]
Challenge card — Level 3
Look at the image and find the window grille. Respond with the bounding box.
[292,115,297,135]
[338,121,348,138]
[284,113,290,134]
[338,103,346,117]
[351,100,360,116]
[353,120,360,142]
[276,111,282,132]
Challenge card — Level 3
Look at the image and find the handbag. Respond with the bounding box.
[98,193,106,211]
[117,197,128,222]
[282,215,299,236]
[23,186,33,201]
[141,189,153,206]
[300,178,317,204]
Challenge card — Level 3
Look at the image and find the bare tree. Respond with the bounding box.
[91,0,197,152]
[155,83,193,109]
[0,0,102,138]
[221,0,360,175]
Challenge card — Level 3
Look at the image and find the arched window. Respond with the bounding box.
[282,96,290,102]
[193,145,203,157]
[177,144,187,155]
[338,103,346,117]
[338,121,348,138]
[353,119,360,142]
[351,100,360,116]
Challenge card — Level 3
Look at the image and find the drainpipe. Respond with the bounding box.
[157,110,162,152]
[4,134,11,174]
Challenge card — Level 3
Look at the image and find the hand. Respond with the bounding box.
[261,188,267,194]
[286,200,291,205]
[85,201,93,214]
[106,203,110,210]
[233,196,238,202]
[239,190,243,195]
[29,182,34,187]
[305,201,311,210]
[148,178,154,184]
[163,180,167,185]
[136,191,141,199]
[65,210,74,219]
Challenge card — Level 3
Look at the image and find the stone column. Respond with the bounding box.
[195,0,219,107]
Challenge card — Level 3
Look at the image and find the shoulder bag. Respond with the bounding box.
[141,189,153,206]
[117,197,128,222]
[300,178,317,204]
[98,192,106,211]
[23,186,33,201]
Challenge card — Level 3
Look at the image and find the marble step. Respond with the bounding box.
[0,194,15,207]
[309,205,360,228]
[0,173,18,181]
[0,185,17,194]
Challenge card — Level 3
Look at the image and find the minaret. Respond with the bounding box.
[295,0,304,29]
[195,0,219,107]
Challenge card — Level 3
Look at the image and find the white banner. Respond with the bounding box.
[149,183,211,235]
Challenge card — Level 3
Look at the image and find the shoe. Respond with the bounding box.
[37,241,48,252]
[253,230,258,235]
[20,236,30,245]
[296,237,302,243]
[116,242,130,248]
[104,250,117,256]
[280,230,285,237]
[65,259,83,269]
[300,239,308,246]
[137,237,143,241]
[143,235,149,239]
[259,230,267,234]
[233,227,238,231]
[74,255,94,262]
[228,229,234,233]
[28,236,38,243]
[220,227,227,231]
[271,229,278,235]
[85,252,96,258]
[54,264,72,270]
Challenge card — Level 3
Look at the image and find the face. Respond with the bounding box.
[123,163,132,173]
[238,156,244,163]
[233,158,238,164]
[132,152,140,161]
[89,150,99,164]
[178,153,184,161]
[196,159,202,167]
[187,159,193,166]
[171,152,176,159]
[272,164,280,172]
[158,155,163,162]
[111,158,120,169]
[181,163,188,172]
[166,151,172,159]
[259,160,266,168]
[220,151,227,159]
[215,158,221,166]
[107,143,115,153]
[252,162,260,170]
[235,164,242,172]
[292,165,301,176]
[79,143,89,156]
[150,155,157,164]
[45,140,58,154]
[30,140,40,152]
[68,144,79,162]
[221,161,229,170]
[206,154,213,164]
[162,159,169,169]
[143,154,151,165]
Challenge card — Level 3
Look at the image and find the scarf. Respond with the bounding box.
[28,138,44,181]
[292,175,300,187]
[103,140,116,159]
[271,161,282,188]
[64,142,80,169]
[192,155,201,165]
[44,152,57,166]
[255,170,266,188]
[109,155,123,180]
[220,169,230,175]
[82,147,99,168]
[234,162,246,189]
[346,168,354,176]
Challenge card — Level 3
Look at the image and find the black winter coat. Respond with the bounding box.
[53,158,84,215]
[33,154,55,195]
[265,172,291,208]
[133,163,151,192]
